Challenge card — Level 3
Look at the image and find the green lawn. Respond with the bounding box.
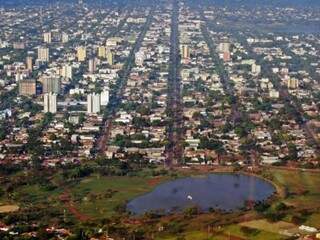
[270,169,320,195]
[70,175,167,218]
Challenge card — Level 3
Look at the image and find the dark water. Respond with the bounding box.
[127,173,275,215]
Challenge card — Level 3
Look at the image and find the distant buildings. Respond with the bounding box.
[269,89,280,99]
[180,44,190,59]
[287,78,299,89]
[19,79,36,96]
[218,42,231,62]
[38,47,50,62]
[77,46,86,62]
[87,93,101,114]
[41,76,61,94]
[60,65,73,80]
[252,64,261,74]
[98,46,107,58]
[43,32,52,43]
[100,88,110,106]
[107,50,114,66]
[88,58,97,73]
[13,42,25,49]
[106,37,121,47]
[218,42,230,53]
[44,92,57,113]
[61,32,69,43]
[135,51,145,66]
[26,56,33,71]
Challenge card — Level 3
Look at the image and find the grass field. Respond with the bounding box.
[268,168,320,214]
[70,175,168,218]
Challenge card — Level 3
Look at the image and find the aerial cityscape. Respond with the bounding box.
[0,0,320,239]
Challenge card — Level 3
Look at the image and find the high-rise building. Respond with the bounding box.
[180,44,190,59]
[100,87,109,106]
[26,56,33,71]
[287,78,299,89]
[60,65,73,80]
[77,46,86,62]
[87,93,101,114]
[88,58,97,73]
[43,32,52,43]
[41,76,61,94]
[98,46,106,58]
[38,47,49,62]
[44,93,57,113]
[19,79,36,96]
[107,49,114,65]
[61,32,69,43]
[43,93,57,113]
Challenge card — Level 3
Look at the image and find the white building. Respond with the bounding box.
[100,88,109,106]
[135,51,145,66]
[61,32,69,43]
[44,93,57,113]
[87,93,101,114]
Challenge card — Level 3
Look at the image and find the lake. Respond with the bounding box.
[127,173,276,215]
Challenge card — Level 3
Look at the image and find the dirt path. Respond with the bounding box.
[59,190,91,222]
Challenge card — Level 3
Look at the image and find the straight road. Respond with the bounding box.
[97,10,154,154]
[200,10,241,124]
[165,0,184,166]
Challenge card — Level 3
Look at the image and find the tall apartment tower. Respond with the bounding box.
[88,58,97,73]
[26,56,33,71]
[43,32,52,43]
[38,47,50,62]
[41,76,61,94]
[19,79,36,96]
[107,49,114,65]
[44,93,57,113]
[77,46,86,62]
[60,65,73,80]
[287,78,299,89]
[98,46,106,58]
[87,93,101,114]
[180,44,190,59]
[100,87,109,106]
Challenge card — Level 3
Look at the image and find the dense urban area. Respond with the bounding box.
[0,0,320,239]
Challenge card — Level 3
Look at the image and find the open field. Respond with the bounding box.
[267,168,320,221]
